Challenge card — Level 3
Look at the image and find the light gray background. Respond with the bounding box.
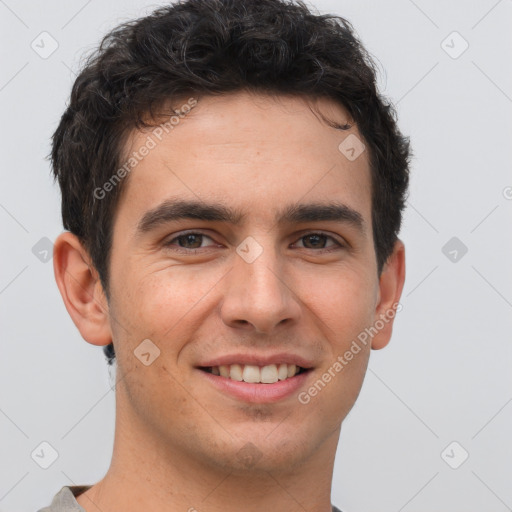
[1,1,511,511]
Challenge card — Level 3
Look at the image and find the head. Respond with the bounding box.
[52,0,409,475]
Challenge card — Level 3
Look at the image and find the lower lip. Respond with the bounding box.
[197,368,312,403]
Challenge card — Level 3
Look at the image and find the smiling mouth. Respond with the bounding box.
[199,363,310,384]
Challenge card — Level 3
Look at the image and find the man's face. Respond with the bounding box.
[107,91,382,473]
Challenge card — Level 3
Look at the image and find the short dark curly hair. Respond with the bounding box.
[51,0,411,366]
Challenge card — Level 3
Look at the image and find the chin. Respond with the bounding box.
[201,428,323,475]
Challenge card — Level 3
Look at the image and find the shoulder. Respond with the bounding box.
[36,485,91,512]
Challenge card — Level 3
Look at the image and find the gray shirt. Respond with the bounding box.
[37,485,344,512]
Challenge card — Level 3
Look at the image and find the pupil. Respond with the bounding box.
[180,234,202,248]
[178,234,326,250]
[305,234,325,248]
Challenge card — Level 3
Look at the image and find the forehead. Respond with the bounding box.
[115,91,372,231]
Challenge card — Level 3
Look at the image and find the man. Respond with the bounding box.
[40,0,409,510]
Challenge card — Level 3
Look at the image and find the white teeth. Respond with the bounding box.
[242,365,261,383]
[230,364,243,381]
[277,363,288,380]
[261,364,278,383]
[209,363,302,383]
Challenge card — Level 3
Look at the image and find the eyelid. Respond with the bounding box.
[163,229,346,252]
[292,230,345,249]
[163,230,217,248]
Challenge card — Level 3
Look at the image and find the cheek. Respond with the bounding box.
[114,263,227,346]
[293,265,375,415]
[298,264,377,345]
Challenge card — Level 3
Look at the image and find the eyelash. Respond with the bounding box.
[163,230,345,254]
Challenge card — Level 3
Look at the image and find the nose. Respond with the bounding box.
[219,240,302,335]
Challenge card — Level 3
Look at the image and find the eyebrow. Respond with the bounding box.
[136,198,365,236]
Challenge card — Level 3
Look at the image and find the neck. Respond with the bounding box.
[77,382,340,512]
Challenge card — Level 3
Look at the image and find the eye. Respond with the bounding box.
[162,230,344,254]
[293,232,343,251]
[163,232,217,252]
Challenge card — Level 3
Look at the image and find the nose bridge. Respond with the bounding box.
[220,234,300,333]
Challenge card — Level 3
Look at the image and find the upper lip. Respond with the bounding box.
[197,352,315,369]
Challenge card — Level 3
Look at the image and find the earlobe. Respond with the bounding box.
[371,239,406,350]
[53,232,112,346]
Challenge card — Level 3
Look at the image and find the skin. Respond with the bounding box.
[54,90,405,512]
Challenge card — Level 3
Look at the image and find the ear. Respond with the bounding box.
[371,239,406,350]
[53,231,112,346]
